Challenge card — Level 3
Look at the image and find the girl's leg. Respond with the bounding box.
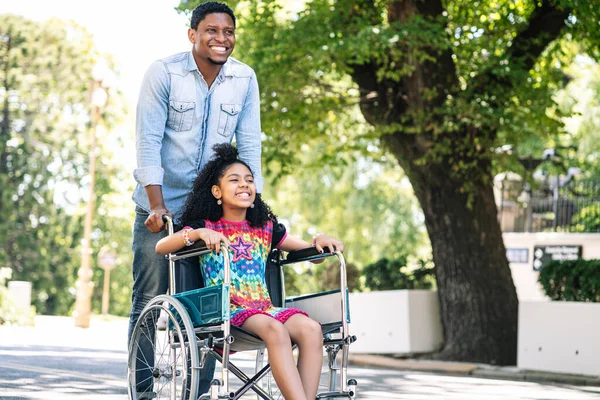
[241,314,307,400]
[284,314,323,400]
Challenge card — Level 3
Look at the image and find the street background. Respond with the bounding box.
[1,316,600,400]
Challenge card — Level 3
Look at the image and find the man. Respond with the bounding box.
[130,1,263,396]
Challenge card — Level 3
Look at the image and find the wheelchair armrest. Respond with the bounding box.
[280,247,351,327]
[172,240,210,258]
[282,246,334,265]
[161,215,210,259]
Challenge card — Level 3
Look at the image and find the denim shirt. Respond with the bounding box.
[132,51,263,217]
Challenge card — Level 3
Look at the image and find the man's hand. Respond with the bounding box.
[143,185,170,233]
[145,208,172,233]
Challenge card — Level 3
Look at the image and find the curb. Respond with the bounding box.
[348,354,600,386]
[473,367,600,386]
[348,354,478,375]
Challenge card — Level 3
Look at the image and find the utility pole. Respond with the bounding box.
[73,61,111,328]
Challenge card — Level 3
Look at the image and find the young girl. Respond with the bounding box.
[156,143,343,400]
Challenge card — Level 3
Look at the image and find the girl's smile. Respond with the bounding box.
[213,162,256,214]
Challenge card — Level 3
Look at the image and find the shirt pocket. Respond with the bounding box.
[167,100,195,132]
[217,103,242,137]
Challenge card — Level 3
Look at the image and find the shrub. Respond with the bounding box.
[285,260,362,296]
[570,205,600,233]
[314,261,362,292]
[538,259,600,302]
[362,256,436,291]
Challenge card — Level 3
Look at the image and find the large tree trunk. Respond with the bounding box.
[383,130,518,364]
[390,139,519,363]
[423,170,517,364]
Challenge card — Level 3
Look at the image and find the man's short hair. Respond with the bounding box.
[191,2,236,30]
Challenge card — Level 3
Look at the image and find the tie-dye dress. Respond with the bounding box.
[190,218,308,327]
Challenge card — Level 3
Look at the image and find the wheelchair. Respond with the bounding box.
[127,216,357,400]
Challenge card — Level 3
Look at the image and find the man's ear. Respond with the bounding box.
[188,28,196,44]
[211,185,221,199]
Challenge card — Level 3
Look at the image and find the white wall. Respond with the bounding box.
[348,290,443,354]
[7,281,32,310]
[503,233,600,301]
[518,301,600,376]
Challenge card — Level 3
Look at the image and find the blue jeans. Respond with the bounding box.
[129,207,215,394]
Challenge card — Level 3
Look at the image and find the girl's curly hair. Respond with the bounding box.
[179,143,276,227]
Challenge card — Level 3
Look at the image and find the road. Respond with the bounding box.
[1,316,599,399]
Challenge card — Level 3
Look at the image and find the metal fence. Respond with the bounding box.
[497,178,600,233]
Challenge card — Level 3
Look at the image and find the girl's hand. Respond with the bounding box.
[196,228,230,254]
[313,234,344,254]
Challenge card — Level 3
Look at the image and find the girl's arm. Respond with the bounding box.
[278,234,344,255]
[156,228,230,255]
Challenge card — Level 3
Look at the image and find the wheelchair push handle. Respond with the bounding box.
[162,214,174,235]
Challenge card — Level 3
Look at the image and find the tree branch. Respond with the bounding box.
[506,0,571,74]
[472,0,571,97]
[341,0,399,126]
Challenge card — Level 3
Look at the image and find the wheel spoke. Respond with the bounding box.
[128,297,198,400]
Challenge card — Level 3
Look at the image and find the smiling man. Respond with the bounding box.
[130,2,263,397]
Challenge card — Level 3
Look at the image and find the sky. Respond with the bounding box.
[1,0,192,108]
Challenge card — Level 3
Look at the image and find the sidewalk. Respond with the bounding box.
[349,353,600,386]
[4,315,599,388]
[0,314,129,350]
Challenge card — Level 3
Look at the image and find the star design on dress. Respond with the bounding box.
[230,236,254,263]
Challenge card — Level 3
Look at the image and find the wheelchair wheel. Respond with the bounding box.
[128,295,199,400]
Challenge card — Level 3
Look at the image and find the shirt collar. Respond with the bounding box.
[185,51,198,72]
[185,51,233,82]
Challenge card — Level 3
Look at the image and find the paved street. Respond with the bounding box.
[1,316,600,399]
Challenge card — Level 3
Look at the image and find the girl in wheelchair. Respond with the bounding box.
[156,143,344,400]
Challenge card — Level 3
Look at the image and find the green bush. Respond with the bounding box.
[284,260,362,297]
[362,256,436,291]
[538,259,600,302]
[314,261,362,292]
[570,205,600,233]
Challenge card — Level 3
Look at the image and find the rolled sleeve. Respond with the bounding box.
[133,166,164,187]
[235,71,264,193]
[134,60,170,187]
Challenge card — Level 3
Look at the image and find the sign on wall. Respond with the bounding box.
[506,248,529,264]
[532,245,582,271]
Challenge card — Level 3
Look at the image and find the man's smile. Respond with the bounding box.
[210,45,229,54]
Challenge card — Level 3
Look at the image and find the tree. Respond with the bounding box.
[0,15,128,316]
[363,256,435,291]
[177,0,600,364]
[554,54,600,178]
[264,149,429,296]
[266,155,428,269]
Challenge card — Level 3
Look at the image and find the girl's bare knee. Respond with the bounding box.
[298,319,323,348]
[264,319,292,347]
[310,320,324,346]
